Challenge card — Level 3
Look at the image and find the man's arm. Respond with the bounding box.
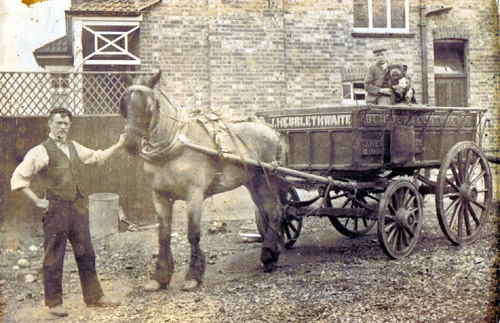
[364,66,392,96]
[11,145,50,210]
[20,187,49,209]
[74,133,126,166]
[364,66,381,95]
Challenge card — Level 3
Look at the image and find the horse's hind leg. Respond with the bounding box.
[247,178,283,273]
[183,188,206,291]
[145,190,174,291]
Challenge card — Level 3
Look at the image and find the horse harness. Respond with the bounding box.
[124,84,288,244]
[125,85,239,163]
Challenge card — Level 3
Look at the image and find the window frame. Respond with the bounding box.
[353,0,410,34]
[342,80,366,105]
[82,21,141,66]
[50,73,71,92]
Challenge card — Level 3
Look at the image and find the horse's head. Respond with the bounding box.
[120,71,161,155]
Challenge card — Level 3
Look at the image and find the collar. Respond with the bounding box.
[49,133,67,144]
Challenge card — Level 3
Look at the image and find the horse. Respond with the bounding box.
[119,71,289,291]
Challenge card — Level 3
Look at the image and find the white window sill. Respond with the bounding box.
[352,30,415,38]
[341,99,366,105]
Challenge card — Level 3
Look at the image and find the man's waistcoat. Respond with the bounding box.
[39,139,85,201]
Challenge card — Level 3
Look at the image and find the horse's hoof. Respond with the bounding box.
[143,280,165,292]
[181,279,200,291]
[262,263,276,273]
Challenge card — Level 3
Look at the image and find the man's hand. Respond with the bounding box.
[20,188,49,211]
[35,198,49,210]
[117,133,127,148]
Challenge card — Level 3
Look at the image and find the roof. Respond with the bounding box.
[67,0,161,16]
[33,36,73,68]
[33,36,71,55]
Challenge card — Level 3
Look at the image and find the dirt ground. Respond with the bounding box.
[1,188,499,323]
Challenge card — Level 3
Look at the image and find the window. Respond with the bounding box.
[82,23,140,66]
[50,73,70,90]
[50,73,72,109]
[354,0,409,33]
[342,81,366,105]
[434,41,465,75]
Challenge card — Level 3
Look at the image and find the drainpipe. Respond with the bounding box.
[418,2,429,104]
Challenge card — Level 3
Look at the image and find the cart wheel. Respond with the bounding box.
[255,187,302,249]
[328,193,378,238]
[378,180,423,259]
[435,142,493,245]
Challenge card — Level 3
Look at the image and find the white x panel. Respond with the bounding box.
[82,25,140,65]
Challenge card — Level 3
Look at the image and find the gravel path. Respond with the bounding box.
[1,197,498,322]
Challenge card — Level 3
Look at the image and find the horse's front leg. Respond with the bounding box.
[182,188,206,291]
[144,190,174,292]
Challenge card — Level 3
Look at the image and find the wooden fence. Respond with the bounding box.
[0,71,157,240]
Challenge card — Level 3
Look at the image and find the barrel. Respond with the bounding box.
[88,193,119,238]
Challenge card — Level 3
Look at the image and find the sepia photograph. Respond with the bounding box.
[0,0,499,321]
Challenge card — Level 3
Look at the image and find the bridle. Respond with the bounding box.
[123,84,186,161]
[123,85,158,138]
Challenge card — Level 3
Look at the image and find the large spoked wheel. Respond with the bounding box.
[435,141,493,245]
[255,187,303,249]
[378,180,423,259]
[328,192,378,238]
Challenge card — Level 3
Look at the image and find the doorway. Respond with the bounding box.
[433,40,468,107]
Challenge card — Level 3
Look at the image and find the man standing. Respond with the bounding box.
[11,108,124,317]
[364,48,393,105]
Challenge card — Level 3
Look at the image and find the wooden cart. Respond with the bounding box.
[252,105,494,259]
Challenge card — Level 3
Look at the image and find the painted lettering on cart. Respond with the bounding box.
[270,114,352,129]
[361,138,425,156]
[363,114,476,127]
[362,139,383,155]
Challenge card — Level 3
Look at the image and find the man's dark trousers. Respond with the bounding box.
[42,197,104,307]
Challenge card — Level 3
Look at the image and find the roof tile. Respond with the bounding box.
[33,36,71,55]
[69,0,151,13]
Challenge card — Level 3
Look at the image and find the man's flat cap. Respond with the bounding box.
[372,48,388,54]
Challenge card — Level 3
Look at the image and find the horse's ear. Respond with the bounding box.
[146,70,161,88]
[122,73,134,87]
[403,65,408,72]
[119,96,127,118]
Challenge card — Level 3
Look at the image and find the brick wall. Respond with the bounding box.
[139,0,499,154]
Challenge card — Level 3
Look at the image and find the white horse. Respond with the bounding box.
[120,72,289,291]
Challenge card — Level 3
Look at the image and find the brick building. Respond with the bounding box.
[34,0,499,154]
[0,0,494,239]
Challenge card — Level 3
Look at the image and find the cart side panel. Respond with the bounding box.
[265,110,356,170]
[415,112,478,162]
[288,132,309,167]
[310,131,332,167]
[259,107,481,171]
[332,131,354,165]
[285,129,357,170]
[360,130,386,164]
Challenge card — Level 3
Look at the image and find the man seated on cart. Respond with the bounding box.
[365,47,417,105]
[364,47,393,105]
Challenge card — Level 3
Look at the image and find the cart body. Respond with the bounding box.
[254,104,492,259]
[259,105,484,174]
